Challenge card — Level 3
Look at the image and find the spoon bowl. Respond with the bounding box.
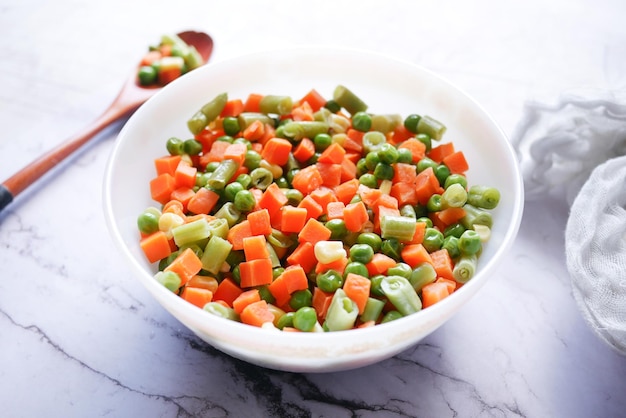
[0,30,213,213]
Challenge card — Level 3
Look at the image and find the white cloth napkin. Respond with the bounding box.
[511,90,626,355]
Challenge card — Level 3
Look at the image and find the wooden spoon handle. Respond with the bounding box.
[0,103,136,213]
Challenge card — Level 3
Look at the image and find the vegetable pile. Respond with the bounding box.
[136,34,205,87]
[137,85,501,332]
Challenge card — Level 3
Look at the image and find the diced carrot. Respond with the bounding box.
[140,231,172,263]
[358,320,376,328]
[366,253,396,276]
[390,124,415,145]
[340,157,357,182]
[223,142,248,165]
[346,129,364,147]
[181,287,213,309]
[401,243,433,268]
[150,173,176,205]
[159,44,172,57]
[343,273,371,315]
[243,235,270,260]
[164,248,203,286]
[291,165,323,196]
[280,265,309,294]
[431,207,467,230]
[292,137,316,163]
[243,93,264,113]
[163,200,185,217]
[220,99,244,117]
[390,182,418,207]
[170,187,196,211]
[226,219,252,250]
[435,277,457,294]
[242,119,265,141]
[187,187,220,215]
[374,205,401,233]
[248,208,272,236]
[186,275,219,293]
[374,193,398,210]
[140,50,161,66]
[154,155,182,176]
[232,289,261,314]
[240,300,275,327]
[261,137,293,166]
[408,221,427,245]
[342,135,363,153]
[428,142,455,163]
[358,185,382,208]
[316,162,342,188]
[298,218,331,244]
[442,151,469,174]
[393,162,418,184]
[414,167,444,205]
[212,278,244,307]
[199,140,232,166]
[298,88,327,112]
[343,201,369,232]
[333,178,359,205]
[286,241,317,272]
[326,201,346,220]
[315,256,349,275]
[297,195,324,221]
[309,187,338,214]
[268,274,290,307]
[430,249,455,281]
[398,137,427,163]
[281,205,308,233]
[259,123,276,146]
[312,287,334,321]
[158,65,182,85]
[318,142,346,165]
[290,101,314,121]
[258,183,288,218]
[421,282,451,308]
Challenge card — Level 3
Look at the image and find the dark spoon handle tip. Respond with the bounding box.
[0,185,14,213]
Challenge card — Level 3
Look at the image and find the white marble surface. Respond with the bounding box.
[1,0,625,417]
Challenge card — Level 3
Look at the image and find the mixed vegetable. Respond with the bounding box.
[136,34,204,87]
[137,86,501,332]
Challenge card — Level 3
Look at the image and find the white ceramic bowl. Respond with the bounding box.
[103,47,524,373]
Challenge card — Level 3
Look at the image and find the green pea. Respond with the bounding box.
[352,111,372,132]
[293,306,318,332]
[231,264,241,285]
[400,204,417,219]
[276,311,295,330]
[416,133,431,152]
[234,189,256,212]
[216,135,234,143]
[326,219,348,240]
[417,157,438,173]
[377,143,399,164]
[290,289,313,311]
[274,177,289,189]
[444,174,468,190]
[356,232,382,252]
[427,194,442,212]
[387,262,412,279]
[236,173,252,189]
[166,137,184,155]
[138,65,157,85]
[205,161,220,173]
[417,216,433,228]
[224,181,245,201]
[316,269,343,293]
[233,137,251,149]
[374,162,394,181]
[356,158,369,177]
[244,150,262,170]
[359,173,378,188]
[404,114,421,133]
[273,267,285,279]
[423,227,444,252]
[370,274,386,297]
[458,229,482,256]
[397,148,413,164]
[324,99,341,113]
[349,243,374,264]
[364,152,380,171]
[435,164,450,186]
[158,251,179,271]
[343,261,369,278]
[381,238,402,261]
[285,189,304,206]
[222,116,241,136]
[183,139,203,156]
[314,133,332,151]
[137,210,159,235]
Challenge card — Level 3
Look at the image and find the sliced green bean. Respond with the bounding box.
[416,115,446,140]
[409,262,437,292]
[360,297,385,323]
[201,235,233,274]
[214,202,241,226]
[259,95,293,115]
[467,185,501,209]
[461,204,493,229]
[441,183,468,208]
[333,85,368,115]
[281,121,329,140]
[453,254,478,283]
[207,159,239,190]
[203,302,240,321]
[381,275,422,315]
[237,112,275,129]
[380,215,417,242]
[324,288,359,331]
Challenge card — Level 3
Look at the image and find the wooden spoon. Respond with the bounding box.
[0,30,214,213]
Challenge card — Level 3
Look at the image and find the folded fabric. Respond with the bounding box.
[565,156,626,355]
[512,90,626,355]
[511,90,626,205]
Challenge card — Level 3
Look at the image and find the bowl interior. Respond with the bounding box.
[104,46,524,372]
